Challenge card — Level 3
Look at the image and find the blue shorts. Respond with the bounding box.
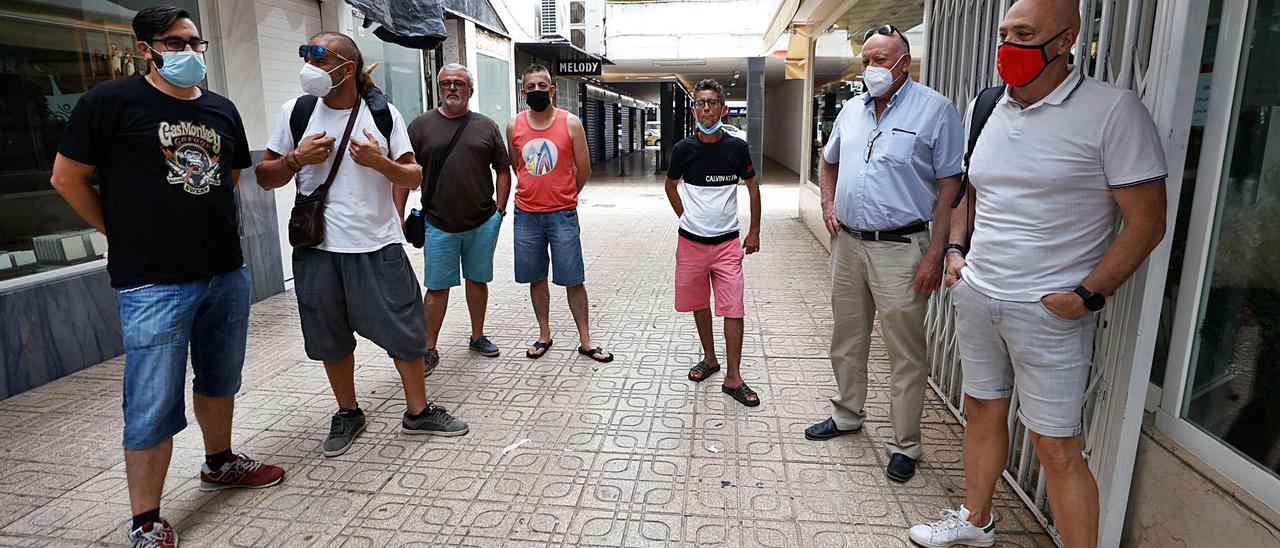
[513,208,585,286]
[423,211,502,290]
[116,266,251,450]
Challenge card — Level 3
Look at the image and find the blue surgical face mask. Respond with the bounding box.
[148,46,206,88]
[696,119,723,135]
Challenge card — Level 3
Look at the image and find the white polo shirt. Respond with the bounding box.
[962,72,1167,302]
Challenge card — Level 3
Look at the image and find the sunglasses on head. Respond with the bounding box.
[298,45,349,63]
[864,24,910,51]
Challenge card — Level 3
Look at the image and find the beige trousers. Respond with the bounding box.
[828,230,929,459]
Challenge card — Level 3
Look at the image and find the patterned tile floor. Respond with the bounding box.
[0,153,1053,546]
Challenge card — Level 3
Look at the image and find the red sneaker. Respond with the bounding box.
[129,520,177,548]
[198,453,284,491]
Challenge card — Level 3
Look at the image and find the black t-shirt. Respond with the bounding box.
[667,133,755,244]
[58,77,252,288]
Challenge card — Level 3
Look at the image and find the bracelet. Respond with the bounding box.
[944,249,965,257]
[943,243,967,255]
[285,152,302,173]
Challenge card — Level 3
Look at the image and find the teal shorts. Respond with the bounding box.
[423,211,502,290]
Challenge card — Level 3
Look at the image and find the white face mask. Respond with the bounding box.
[863,54,907,98]
[299,62,349,97]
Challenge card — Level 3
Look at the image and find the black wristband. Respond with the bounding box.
[944,243,967,255]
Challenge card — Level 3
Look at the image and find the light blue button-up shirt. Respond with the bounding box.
[822,78,965,231]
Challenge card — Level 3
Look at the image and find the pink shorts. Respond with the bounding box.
[675,236,745,318]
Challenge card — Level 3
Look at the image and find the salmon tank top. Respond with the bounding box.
[512,108,578,212]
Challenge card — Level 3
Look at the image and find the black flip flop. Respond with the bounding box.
[577,346,614,363]
[722,383,761,407]
[687,361,721,382]
[526,339,553,359]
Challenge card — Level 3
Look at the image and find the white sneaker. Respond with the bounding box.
[908,505,995,547]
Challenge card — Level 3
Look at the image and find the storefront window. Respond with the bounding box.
[810,17,860,186]
[0,1,200,284]
[476,53,511,136]
[1183,0,1280,478]
[353,13,425,120]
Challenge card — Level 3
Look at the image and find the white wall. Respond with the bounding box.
[763,78,804,175]
[255,0,322,138]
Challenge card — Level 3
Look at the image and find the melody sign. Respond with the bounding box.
[557,60,601,76]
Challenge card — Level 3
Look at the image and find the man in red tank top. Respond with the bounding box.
[505,65,613,364]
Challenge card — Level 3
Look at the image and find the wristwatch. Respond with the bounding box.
[1073,285,1106,312]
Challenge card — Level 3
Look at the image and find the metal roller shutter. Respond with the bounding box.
[620,107,632,154]
[583,99,604,165]
[603,101,616,161]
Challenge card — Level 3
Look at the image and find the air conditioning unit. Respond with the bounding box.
[583,0,604,55]
[536,0,570,40]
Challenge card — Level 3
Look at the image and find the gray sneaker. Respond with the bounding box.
[469,336,500,357]
[424,348,439,377]
[323,408,366,457]
[402,403,469,436]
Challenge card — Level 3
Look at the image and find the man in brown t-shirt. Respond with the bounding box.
[401,63,512,374]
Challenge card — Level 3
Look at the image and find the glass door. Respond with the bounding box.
[1180,0,1280,480]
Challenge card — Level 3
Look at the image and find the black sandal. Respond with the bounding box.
[687,361,721,382]
[722,383,761,407]
[577,346,614,363]
[526,339,553,359]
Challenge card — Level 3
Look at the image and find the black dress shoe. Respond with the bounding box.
[804,417,861,441]
[887,453,916,482]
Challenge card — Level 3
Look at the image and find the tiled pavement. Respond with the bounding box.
[0,154,1053,546]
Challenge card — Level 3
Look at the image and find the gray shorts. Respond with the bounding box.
[292,244,428,363]
[950,278,1096,438]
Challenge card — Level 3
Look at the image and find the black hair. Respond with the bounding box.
[523,64,551,81]
[132,4,191,43]
[693,79,724,101]
[311,32,372,94]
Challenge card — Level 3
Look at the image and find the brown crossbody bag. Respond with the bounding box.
[287,99,362,248]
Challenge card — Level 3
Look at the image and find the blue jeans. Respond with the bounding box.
[116,266,251,450]
[513,208,585,286]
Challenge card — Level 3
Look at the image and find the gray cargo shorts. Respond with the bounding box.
[950,277,1097,438]
[292,244,428,363]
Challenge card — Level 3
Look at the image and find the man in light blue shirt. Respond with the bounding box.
[803,25,964,484]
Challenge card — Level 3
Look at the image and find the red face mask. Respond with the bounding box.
[996,29,1068,87]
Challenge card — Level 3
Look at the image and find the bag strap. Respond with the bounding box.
[298,98,362,203]
[422,111,473,210]
[950,85,1004,248]
[289,95,319,148]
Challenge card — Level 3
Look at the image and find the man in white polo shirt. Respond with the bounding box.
[907,1,1167,547]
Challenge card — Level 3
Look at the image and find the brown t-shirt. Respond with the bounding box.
[407,109,511,233]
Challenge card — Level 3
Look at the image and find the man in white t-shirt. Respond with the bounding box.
[908,1,1167,547]
[664,79,762,407]
[256,32,469,459]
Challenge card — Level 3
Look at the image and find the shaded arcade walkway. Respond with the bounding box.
[0,153,1052,546]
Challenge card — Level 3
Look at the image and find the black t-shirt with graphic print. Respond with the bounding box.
[59,76,252,288]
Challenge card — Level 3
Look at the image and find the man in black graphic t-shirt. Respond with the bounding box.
[50,5,282,546]
[664,78,763,408]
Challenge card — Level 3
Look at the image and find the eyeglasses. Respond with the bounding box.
[693,99,723,109]
[298,45,349,63]
[440,79,469,89]
[865,130,883,163]
[863,24,910,51]
[523,82,553,92]
[150,37,209,52]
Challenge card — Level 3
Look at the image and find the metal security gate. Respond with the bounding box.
[620,106,633,154]
[583,98,604,165]
[603,101,617,161]
[922,0,1177,545]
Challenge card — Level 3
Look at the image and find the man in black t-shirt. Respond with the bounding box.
[664,79,763,408]
[50,5,283,546]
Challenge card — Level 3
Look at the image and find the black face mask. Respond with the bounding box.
[525,90,551,112]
